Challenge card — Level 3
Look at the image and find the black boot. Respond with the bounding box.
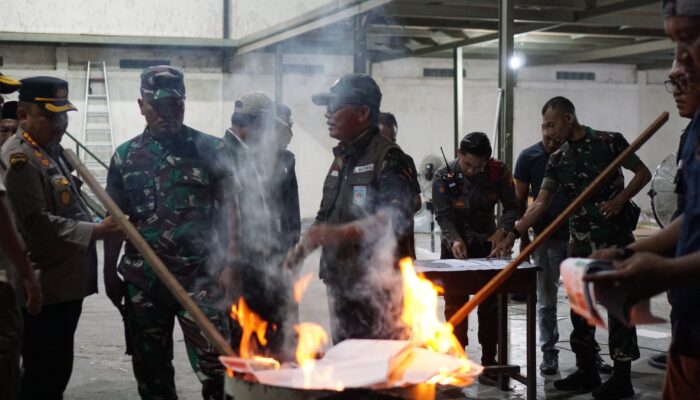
[554,368,601,392]
[592,361,635,399]
[478,353,499,386]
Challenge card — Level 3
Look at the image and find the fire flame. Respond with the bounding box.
[230,297,268,359]
[399,257,466,358]
[294,273,313,304]
[295,322,329,387]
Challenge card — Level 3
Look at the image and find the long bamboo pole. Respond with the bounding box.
[64,149,235,356]
[448,112,669,328]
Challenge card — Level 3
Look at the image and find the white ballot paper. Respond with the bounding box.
[415,258,534,272]
[560,258,666,328]
[220,339,483,390]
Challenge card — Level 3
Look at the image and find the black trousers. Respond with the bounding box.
[440,237,498,363]
[0,282,22,400]
[21,299,83,400]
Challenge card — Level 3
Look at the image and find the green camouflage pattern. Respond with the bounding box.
[140,66,185,101]
[106,125,238,302]
[125,283,227,400]
[543,126,641,364]
[542,126,640,256]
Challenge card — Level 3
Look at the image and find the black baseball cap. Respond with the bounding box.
[18,76,77,113]
[312,73,382,112]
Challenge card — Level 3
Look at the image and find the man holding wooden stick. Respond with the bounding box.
[586,2,700,398]
[1,77,123,400]
[103,66,241,400]
[490,96,651,399]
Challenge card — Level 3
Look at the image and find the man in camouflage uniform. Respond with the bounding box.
[432,132,519,384]
[2,76,122,399]
[298,73,415,344]
[104,66,241,400]
[492,96,651,399]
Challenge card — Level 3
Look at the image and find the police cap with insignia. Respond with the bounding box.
[0,72,22,94]
[140,65,186,101]
[18,76,77,113]
[312,73,382,114]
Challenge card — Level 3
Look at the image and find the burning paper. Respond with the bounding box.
[561,258,666,328]
[221,258,483,391]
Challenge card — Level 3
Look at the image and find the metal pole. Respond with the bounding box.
[353,14,368,74]
[275,44,284,103]
[498,0,514,167]
[453,46,463,155]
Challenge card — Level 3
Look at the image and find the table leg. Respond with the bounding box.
[498,293,509,390]
[527,276,537,399]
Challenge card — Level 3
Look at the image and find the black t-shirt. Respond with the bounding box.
[513,141,570,240]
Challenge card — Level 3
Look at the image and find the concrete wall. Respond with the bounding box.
[1,44,683,221]
[231,0,338,39]
[2,0,223,38]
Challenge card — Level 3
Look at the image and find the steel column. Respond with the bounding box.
[354,14,368,73]
[453,46,463,154]
[275,44,284,103]
[498,0,514,167]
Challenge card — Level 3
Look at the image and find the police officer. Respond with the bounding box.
[0,73,42,400]
[103,66,241,400]
[1,76,122,400]
[0,101,19,147]
[299,73,415,344]
[432,132,519,382]
[491,96,651,398]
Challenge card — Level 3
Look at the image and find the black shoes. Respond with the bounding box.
[539,355,559,375]
[647,353,667,370]
[595,354,614,374]
[592,372,635,399]
[553,369,601,393]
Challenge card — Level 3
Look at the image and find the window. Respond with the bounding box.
[556,71,595,81]
[119,59,171,69]
[423,68,466,78]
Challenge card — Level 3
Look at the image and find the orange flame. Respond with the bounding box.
[399,257,466,359]
[294,273,313,303]
[295,322,329,388]
[230,297,268,359]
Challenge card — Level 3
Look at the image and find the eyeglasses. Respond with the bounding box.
[665,75,691,93]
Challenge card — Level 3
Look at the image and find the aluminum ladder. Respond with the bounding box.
[81,61,114,192]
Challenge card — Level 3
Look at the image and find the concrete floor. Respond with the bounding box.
[65,233,670,399]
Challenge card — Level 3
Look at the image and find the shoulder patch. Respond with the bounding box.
[487,158,501,181]
[10,153,28,171]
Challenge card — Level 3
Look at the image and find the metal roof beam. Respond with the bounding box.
[527,39,674,65]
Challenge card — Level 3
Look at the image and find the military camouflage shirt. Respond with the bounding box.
[106,126,240,301]
[541,126,640,256]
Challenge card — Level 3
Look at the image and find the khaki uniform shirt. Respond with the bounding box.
[1,131,97,304]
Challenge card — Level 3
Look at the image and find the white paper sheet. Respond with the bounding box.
[415,258,535,272]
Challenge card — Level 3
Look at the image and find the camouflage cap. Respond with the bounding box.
[0,72,21,94]
[18,76,77,113]
[662,0,700,17]
[140,65,186,101]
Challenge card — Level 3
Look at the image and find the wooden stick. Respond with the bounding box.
[447,112,669,328]
[64,149,235,356]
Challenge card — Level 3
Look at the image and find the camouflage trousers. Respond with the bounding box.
[569,310,640,368]
[124,283,228,400]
